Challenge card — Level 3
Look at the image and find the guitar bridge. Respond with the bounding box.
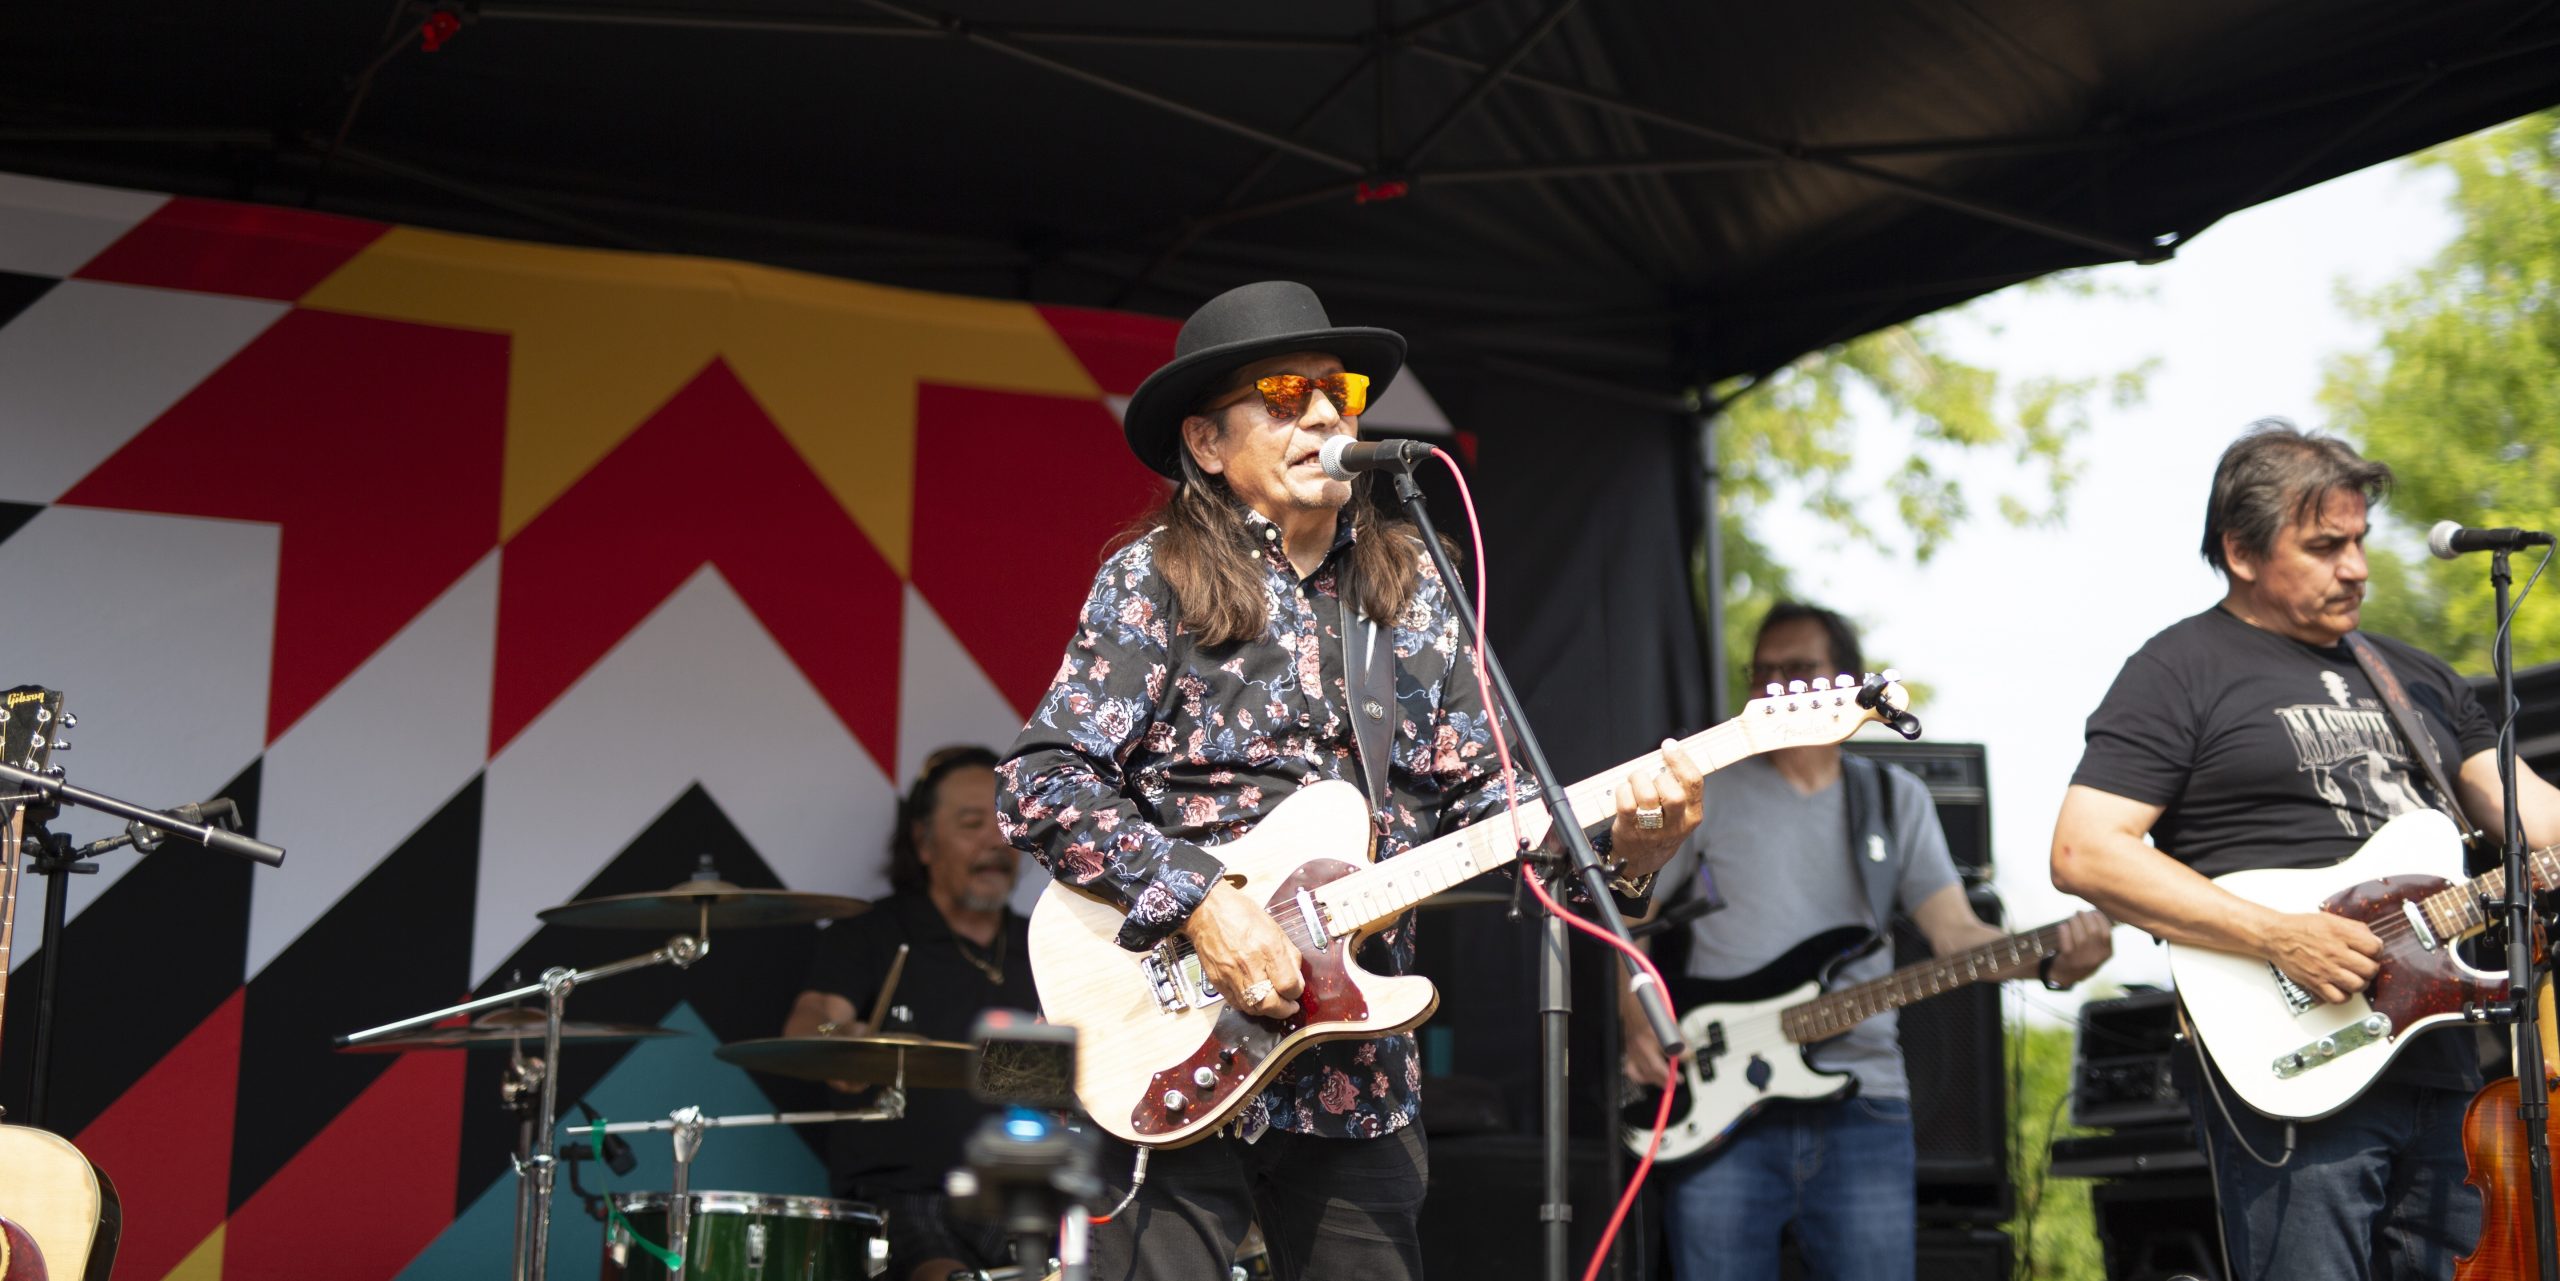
[2268,964,2317,1016]
[1143,941,1222,1012]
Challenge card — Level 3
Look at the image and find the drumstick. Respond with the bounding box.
[858,944,910,1036]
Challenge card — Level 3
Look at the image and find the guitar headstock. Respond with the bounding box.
[1735,672,1920,752]
[1,685,68,778]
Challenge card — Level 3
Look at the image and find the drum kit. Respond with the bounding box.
[336,867,976,1281]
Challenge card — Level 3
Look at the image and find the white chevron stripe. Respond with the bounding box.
[894,583,1051,916]
[0,172,168,277]
[245,553,498,979]
[0,280,289,503]
[0,507,278,963]
[472,564,895,985]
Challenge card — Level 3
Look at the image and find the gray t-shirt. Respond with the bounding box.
[1654,754,1960,1099]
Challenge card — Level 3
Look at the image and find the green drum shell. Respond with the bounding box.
[602,1190,884,1281]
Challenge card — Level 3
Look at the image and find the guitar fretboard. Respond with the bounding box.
[2419,843,2560,943]
[1313,684,1885,933]
[1780,920,2070,1045]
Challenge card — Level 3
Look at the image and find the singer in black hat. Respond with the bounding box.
[996,281,1706,1280]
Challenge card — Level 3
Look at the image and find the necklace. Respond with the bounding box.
[954,928,1007,985]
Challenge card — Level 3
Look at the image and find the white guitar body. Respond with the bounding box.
[2167,809,2497,1120]
[1028,781,1438,1147]
[1651,984,1843,1161]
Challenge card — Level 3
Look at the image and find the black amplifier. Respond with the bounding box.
[2072,986,2191,1130]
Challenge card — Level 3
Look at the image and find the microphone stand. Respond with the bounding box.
[2488,547,2560,1281]
[0,761,285,1129]
[1384,466,1688,1281]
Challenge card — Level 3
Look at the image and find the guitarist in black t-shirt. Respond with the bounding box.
[2050,422,2560,1281]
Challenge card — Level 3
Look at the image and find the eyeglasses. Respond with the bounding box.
[1746,660,1831,685]
[1204,372,1371,421]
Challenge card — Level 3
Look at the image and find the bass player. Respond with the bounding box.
[1622,601,2110,1281]
[2051,421,2560,1280]
[996,280,1703,1281]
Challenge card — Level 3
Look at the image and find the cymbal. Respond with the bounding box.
[715,1034,975,1090]
[340,1008,683,1052]
[537,878,871,931]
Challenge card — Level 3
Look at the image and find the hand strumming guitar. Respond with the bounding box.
[1184,881,1305,1018]
[2263,909,2382,1005]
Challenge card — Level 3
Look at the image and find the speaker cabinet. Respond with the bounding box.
[1417,1135,1637,1278]
[1845,739,1992,883]
[2092,1175,2226,1280]
[1893,883,2012,1223]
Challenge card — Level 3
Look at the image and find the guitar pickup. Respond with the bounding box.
[2272,1013,2391,1079]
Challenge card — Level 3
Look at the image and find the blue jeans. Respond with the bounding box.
[1663,1095,1916,1281]
[2187,1055,2479,1281]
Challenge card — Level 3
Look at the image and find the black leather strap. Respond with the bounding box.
[2342,631,2477,840]
[1339,572,1396,826]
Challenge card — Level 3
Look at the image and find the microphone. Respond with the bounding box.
[1318,436,1433,481]
[2429,520,2554,560]
[127,797,238,852]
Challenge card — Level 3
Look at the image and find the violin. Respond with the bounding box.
[2459,980,2560,1281]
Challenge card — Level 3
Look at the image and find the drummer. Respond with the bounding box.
[786,744,1039,1281]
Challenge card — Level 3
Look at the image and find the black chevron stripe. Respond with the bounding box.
[0,502,39,547]
[0,270,52,331]
[450,782,823,1214]
[226,773,484,1213]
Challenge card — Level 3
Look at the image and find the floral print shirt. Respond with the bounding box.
[998,508,1529,1139]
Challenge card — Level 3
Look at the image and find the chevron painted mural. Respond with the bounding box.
[0,170,1448,1280]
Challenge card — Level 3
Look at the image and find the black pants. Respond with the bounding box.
[1089,1125,1428,1281]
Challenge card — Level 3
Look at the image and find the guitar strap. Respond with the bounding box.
[2341,632,2479,841]
[1337,561,1397,830]
[1839,753,1900,932]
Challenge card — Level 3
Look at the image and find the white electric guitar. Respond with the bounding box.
[2168,808,2560,1120]
[1028,674,1918,1147]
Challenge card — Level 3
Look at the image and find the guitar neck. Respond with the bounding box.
[0,804,22,1055]
[1781,919,2070,1045]
[1313,718,1769,933]
[2418,843,2560,944]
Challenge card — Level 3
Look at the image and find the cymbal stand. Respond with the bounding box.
[585,1095,905,1265]
[334,929,710,1281]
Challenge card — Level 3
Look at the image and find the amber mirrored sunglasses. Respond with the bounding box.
[1204,371,1371,420]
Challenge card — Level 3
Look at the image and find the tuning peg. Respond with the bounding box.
[1787,680,1808,694]
[44,765,64,779]
[1835,674,1854,688]
[1882,669,1901,683]
[60,713,76,728]
[1764,683,1783,697]
[1810,677,1831,691]
[49,739,69,751]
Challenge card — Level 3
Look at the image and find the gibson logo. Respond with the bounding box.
[4,690,47,708]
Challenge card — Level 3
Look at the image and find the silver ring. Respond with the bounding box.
[1634,805,1665,831]
[1244,980,1277,1006]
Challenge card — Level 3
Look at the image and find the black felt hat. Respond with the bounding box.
[1122,281,1406,479]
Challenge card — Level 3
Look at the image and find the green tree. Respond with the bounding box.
[1701,307,2150,707]
[2324,109,2560,674]
[2008,1020,2107,1281]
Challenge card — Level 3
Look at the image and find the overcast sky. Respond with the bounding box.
[1749,153,2463,1018]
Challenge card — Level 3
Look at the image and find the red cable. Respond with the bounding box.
[1425,444,1682,1281]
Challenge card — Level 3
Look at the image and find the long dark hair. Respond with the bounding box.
[886,745,999,896]
[1128,446,1427,649]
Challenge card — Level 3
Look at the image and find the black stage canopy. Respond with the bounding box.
[8,0,2560,403]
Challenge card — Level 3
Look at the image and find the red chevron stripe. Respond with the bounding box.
[72,990,243,1281]
[910,384,1164,716]
[72,196,388,301]
[1034,304,1177,396]
[57,307,508,742]
[492,357,902,760]
[222,1047,465,1281]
